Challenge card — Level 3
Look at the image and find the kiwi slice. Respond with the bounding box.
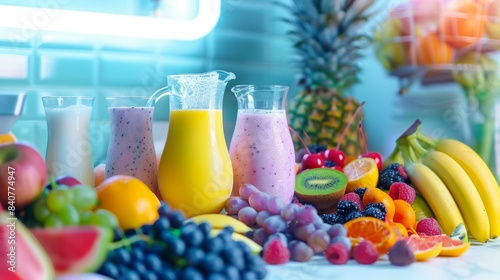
[295,168,348,210]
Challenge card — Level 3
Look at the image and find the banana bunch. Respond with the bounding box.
[396,120,500,243]
[452,53,498,97]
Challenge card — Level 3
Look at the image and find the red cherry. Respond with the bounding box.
[323,149,346,167]
[331,165,344,172]
[302,154,325,170]
[362,152,383,170]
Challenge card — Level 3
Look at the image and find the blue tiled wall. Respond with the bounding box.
[0,0,471,166]
[0,0,298,165]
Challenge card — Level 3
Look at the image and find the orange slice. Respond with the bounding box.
[344,217,397,255]
[405,235,443,261]
[419,235,470,257]
[343,157,379,192]
[0,131,16,144]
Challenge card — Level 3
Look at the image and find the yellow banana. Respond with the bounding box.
[186,214,251,234]
[405,161,465,237]
[422,150,490,243]
[430,138,500,240]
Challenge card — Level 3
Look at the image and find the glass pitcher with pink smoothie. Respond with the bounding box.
[104,96,158,196]
[149,70,235,218]
[229,85,296,204]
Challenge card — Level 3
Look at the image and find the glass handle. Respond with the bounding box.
[147,86,170,107]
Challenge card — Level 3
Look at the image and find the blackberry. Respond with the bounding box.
[336,200,360,216]
[385,163,408,180]
[377,169,406,190]
[365,202,387,215]
[353,188,367,200]
[343,211,364,223]
[321,213,345,225]
[308,144,327,154]
[324,160,337,167]
[363,207,386,221]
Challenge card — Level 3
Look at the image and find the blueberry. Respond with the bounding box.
[206,272,227,280]
[200,253,225,273]
[168,211,185,228]
[111,248,131,265]
[235,241,252,256]
[202,236,224,253]
[323,160,337,167]
[181,225,204,247]
[198,222,212,236]
[152,218,171,235]
[112,228,124,242]
[180,267,204,280]
[185,247,205,267]
[141,270,159,280]
[158,267,177,280]
[225,266,241,280]
[130,247,144,262]
[158,201,170,217]
[241,271,258,280]
[140,224,153,235]
[124,228,138,237]
[97,262,119,279]
[131,239,148,250]
[220,248,244,269]
[130,262,147,276]
[121,268,141,280]
[165,237,185,256]
[145,253,163,273]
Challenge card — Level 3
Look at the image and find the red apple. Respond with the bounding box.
[0,143,48,209]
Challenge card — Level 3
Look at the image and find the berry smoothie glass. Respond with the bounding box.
[105,97,158,195]
[229,85,295,203]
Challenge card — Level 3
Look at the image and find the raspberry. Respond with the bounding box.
[353,240,379,265]
[389,182,416,204]
[262,238,290,265]
[388,240,415,266]
[325,242,350,265]
[336,200,359,216]
[353,187,367,200]
[339,192,364,211]
[416,218,442,236]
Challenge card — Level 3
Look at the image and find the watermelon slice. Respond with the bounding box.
[0,212,55,280]
[30,226,112,275]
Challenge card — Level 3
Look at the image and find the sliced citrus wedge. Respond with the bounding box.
[405,235,443,261]
[343,157,379,192]
[419,235,470,257]
[344,217,397,255]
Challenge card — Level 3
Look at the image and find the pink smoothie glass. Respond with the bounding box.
[229,85,296,204]
[105,96,158,196]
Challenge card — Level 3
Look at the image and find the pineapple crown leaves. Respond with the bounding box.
[276,0,376,92]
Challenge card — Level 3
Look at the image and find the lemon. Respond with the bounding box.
[95,175,160,230]
[343,157,379,192]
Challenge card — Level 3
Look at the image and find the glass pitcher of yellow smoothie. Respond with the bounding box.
[149,70,235,218]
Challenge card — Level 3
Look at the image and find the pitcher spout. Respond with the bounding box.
[215,70,236,84]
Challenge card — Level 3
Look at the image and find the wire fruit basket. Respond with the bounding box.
[374,0,500,93]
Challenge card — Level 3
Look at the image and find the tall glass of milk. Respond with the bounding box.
[42,96,94,186]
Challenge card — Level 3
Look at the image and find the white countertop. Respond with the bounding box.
[265,239,500,280]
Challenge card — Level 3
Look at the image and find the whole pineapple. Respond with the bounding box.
[281,0,374,156]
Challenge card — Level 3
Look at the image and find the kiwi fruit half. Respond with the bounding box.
[295,168,348,210]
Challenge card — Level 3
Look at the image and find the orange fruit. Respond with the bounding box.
[390,222,409,237]
[418,235,470,257]
[344,217,397,255]
[393,199,417,234]
[362,188,396,222]
[412,33,454,65]
[0,131,16,144]
[95,175,160,230]
[343,157,379,193]
[93,163,106,187]
[404,235,443,261]
[439,0,485,48]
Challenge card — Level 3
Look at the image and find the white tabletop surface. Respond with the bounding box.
[265,239,500,280]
